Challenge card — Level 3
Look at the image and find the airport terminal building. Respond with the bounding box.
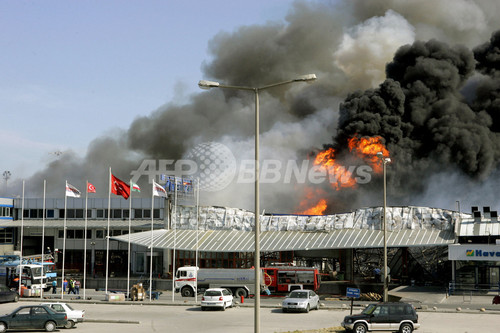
[0,196,499,292]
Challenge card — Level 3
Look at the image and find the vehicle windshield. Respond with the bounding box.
[289,291,308,299]
[204,290,222,296]
[31,267,43,277]
[362,304,377,315]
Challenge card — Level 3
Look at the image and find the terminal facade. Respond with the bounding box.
[0,196,499,292]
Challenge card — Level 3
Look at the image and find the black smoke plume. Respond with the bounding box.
[3,1,500,214]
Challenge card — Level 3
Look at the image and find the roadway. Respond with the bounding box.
[7,286,500,332]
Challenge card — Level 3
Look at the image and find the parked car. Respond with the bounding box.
[341,302,420,333]
[41,302,85,329]
[0,285,18,303]
[201,288,233,311]
[282,289,320,313]
[0,305,67,332]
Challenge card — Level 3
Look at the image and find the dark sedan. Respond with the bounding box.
[0,285,18,303]
[0,305,67,332]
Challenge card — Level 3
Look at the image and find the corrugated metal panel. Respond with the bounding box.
[112,228,455,252]
[459,220,500,236]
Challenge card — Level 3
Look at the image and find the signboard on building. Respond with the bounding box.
[449,244,500,261]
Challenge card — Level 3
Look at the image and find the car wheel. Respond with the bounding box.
[201,306,206,311]
[13,294,19,302]
[64,320,75,329]
[234,288,247,298]
[315,301,319,310]
[222,302,226,311]
[45,321,56,332]
[400,323,413,333]
[354,323,367,333]
[0,322,6,333]
[181,287,194,297]
[305,304,310,313]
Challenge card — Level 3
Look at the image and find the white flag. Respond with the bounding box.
[66,182,81,198]
[152,180,167,198]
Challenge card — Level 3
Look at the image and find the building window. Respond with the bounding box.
[96,209,104,218]
[96,230,105,239]
[75,209,84,218]
[47,210,55,218]
[135,209,143,218]
[111,230,122,236]
[112,209,122,219]
[0,228,14,244]
[0,207,12,218]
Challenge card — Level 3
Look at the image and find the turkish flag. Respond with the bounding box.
[111,174,130,199]
[87,182,96,193]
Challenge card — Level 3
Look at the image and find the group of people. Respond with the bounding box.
[51,278,81,294]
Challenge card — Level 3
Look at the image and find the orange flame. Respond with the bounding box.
[313,148,356,190]
[348,136,389,173]
[298,199,327,215]
[297,135,390,214]
[296,188,328,215]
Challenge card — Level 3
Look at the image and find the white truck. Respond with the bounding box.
[175,266,265,298]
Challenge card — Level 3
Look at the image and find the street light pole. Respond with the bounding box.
[377,151,391,302]
[199,74,316,333]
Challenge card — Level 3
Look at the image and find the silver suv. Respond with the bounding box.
[341,302,420,333]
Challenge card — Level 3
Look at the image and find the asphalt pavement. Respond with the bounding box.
[22,285,500,315]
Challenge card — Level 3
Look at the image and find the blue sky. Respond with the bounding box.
[0,0,299,179]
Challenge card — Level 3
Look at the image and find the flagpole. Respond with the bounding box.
[83,181,88,300]
[195,177,199,304]
[41,179,46,299]
[172,177,177,302]
[149,182,154,302]
[105,168,111,295]
[62,180,67,300]
[18,180,25,297]
[127,179,132,301]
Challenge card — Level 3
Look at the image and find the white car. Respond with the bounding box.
[41,302,85,328]
[282,289,320,313]
[201,288,233,311]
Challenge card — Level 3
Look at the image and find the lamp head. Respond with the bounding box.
[294,74,317,82]
[198,80,220,89]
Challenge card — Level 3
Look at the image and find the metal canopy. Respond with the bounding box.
[111,228,455,252]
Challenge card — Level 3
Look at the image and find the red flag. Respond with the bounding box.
[111,174,130,199]
[87,182,96,193]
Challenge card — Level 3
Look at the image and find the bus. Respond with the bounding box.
[0,254,56,292]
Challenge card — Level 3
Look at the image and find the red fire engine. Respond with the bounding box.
[262,265,321,293]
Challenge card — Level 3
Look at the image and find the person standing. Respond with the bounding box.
[63,279,67,293]
[68,279,75,294]
[52,280,57,294]
[75,280,80,294]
